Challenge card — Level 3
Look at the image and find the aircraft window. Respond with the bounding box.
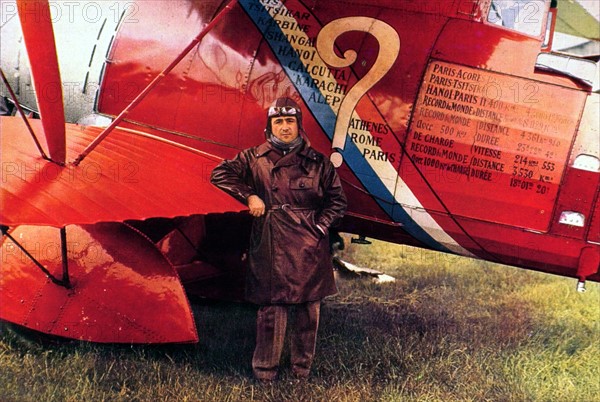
[488,0,547,37]
[573,154,600,172]
[558,211,585,227]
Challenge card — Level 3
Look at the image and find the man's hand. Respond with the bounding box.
[247,195,266,217]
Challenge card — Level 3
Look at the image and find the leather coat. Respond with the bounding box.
[210,141,347,304]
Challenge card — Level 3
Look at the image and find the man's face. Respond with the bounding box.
[270,116,299,143]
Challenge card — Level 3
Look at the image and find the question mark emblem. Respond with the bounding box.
[317,17,400,167]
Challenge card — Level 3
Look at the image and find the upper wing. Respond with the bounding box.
[556,0,600,41]
[1,117,245,227]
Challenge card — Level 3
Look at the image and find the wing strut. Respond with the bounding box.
[17,0,66,164]
[73,0,240,166]
[0,68,49,160]
[1,225,71,289]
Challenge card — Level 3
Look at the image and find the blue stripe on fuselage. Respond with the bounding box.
[239,0,449,252]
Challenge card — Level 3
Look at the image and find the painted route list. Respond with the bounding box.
[407,60,582,229]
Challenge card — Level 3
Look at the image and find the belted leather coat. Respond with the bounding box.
[210,141,347,304]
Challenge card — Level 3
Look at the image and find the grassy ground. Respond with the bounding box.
[1,239,599,401]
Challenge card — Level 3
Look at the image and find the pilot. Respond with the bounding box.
[210,96,347,383]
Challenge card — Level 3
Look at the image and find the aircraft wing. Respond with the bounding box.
[1,117,246,227]
[555,0,600,40]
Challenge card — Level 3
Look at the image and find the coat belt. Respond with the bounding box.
[268,204,315,224]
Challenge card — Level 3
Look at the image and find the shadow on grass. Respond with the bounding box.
[1,279,533,380]
[0,299,256,376]
[2,269,598,401]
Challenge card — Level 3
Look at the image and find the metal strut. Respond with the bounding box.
[0,68,50,161]
[1,225,71,289]
[73,0,240,165]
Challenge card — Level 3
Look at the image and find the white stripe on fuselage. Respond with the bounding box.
[253,0,474,256]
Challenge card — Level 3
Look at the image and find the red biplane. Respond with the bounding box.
[1,0,598,343]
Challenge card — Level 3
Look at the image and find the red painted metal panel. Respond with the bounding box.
[1,117,245,227]
[434,19,544,78]
[403,60,586,231]
[551,168,599,239]
[0,223,198,343]
[16,0,66,163]
[96,0,393,222]
[98,0,260,153]
[588,197,600,244]
[448,217,600,282]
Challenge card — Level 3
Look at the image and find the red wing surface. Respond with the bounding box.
[1,117,245,227]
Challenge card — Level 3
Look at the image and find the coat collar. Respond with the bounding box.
[255,142,272,157]
[255,141,318,173]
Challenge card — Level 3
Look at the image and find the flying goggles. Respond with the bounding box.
[267,106,299,117]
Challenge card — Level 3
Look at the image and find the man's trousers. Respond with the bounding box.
[252,301,321,381]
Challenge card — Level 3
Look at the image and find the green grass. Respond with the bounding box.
[1,238,599,401]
